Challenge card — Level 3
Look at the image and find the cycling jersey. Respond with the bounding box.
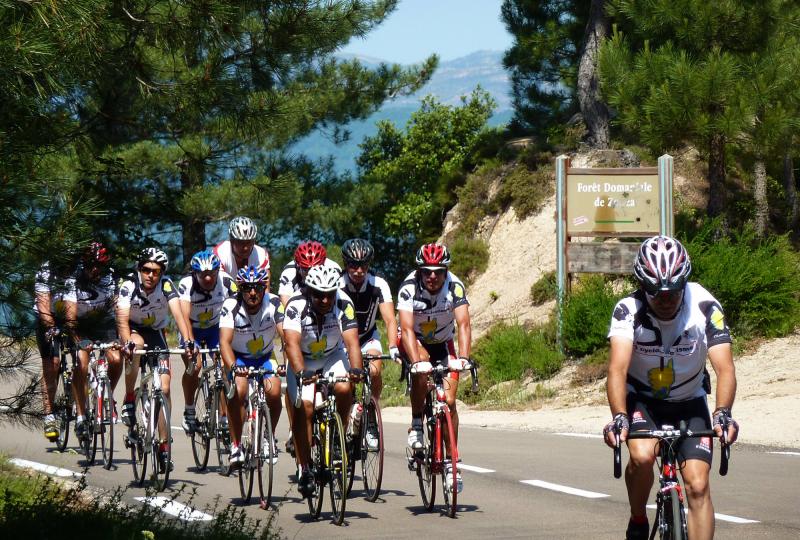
[277,258,342,298]
[33,262,66,318]
[218,294,283,360]
[607,282,732,402]
[63,266,116,318]
[117,274,178,330]
[341,272,393,346]
[396,271,469,344]
[213,240,270,277]
[282,290,358,361]
[177,271,237,329]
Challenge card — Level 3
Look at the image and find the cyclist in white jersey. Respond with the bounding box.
[214,216,270,280]
[63,242,121,437]
[219,265,284,467]
[340,238,399,449]
[602,236,739,540]
[117,248,192,438]
[34,260,69,441]
[398,243,471,495]
[283,264,363,497]
[177,249,237,433]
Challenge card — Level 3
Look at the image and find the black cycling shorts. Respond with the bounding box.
[626,394,714,465]
[131,326,168,354]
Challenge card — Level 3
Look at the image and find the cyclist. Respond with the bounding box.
[117,248,192,471]
[602,235,739,540]
[340,238,400,449]
[177,249,237,433]
[214,216,270,279]
[63,242,121,437]
[398,242,471,495]
[283,264,363,497]
[34,261,69,441]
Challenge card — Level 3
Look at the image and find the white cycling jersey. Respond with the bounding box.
[33,262,65,317]
[213,240,269,277]
[396,271,469,344]
[282,289,358,361]
[607,282,732,401]
[62,266,116,318]
[177,271,237,329]
[218,294,283,359]
[277,258,342,298]
[117,274,178,330]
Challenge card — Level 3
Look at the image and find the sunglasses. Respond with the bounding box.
[419,267,447,277]
[240,283,266,293]
[347,263,369,271]
[645,289,683,302]
[140,266,162,277]
[309,289,336,300]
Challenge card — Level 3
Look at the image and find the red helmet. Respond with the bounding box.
[415,243,451,267]
[84,241,111,266]
[294,241,327,269]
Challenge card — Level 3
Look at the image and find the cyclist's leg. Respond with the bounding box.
[676,398,715,540]
[327,351,353,430]
[181,327,209,410]
[72,348,90,418]
[123,332,146,397]
[261,358,282,436]
[443,341,460,454]
[228,356,252,448]
[35,323,60,417]
[361,331,384,400]
[625,394,658,523]
[286,360,317,469]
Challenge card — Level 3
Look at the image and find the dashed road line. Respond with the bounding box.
[10,458,83,479]
[521,479,609,498]
[134,496,214,521]
[646,505,759,524]
[768,451,800,456]
[458,464,495,473]
[554,432,603,439]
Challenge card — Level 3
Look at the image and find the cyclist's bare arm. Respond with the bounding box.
[168,297,191,344]
[36,291,55,329]
[606,336,634,446]
[219,327,236,372]
[279,294,291,307]
[283,329,304,379]
[378,301,399,348]
[454,304,471,358]
[115,303,132,345]
[178,298,195,343]
[399,310,419,363]
[708,342,738,442]
[342,327,363,372]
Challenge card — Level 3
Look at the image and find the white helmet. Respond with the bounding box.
[633,235,691,294]
[305,264,340,293]
[228,216,257,241]
[138,247,169,270]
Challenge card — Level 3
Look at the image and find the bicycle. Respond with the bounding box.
[345,353,391,502]
[124,345,183,491]
[187,346,222,471]
[233,366,277,508]
[612,420,730,540]
[297,370,350,525]
[404,357,478,518]
[76,340,118,469]
[49,329,75,452]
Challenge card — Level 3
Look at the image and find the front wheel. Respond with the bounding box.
[308,418,325,518]
[417,410,435,511]
[213,386,231,476]
[256,403,274,508]
[83,390,98,464]
[54,372,72,451]
[361,397,384,502]
[130,387,149,486]
[238,408,255,503]
[191,382,211,470]
[99,379,114,469]
[151,394,171,492]
[327,411,348,525]
[667,486,687,540]
[440,407,458,518]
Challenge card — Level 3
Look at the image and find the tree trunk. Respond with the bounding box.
[707,133,727,217]
[577,0,610,149]
[754,159,768,237]
[783,152,798,231]
[180,158,206,265]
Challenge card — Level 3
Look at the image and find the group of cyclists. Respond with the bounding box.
[33,216,475,501]
[33,221,740,537]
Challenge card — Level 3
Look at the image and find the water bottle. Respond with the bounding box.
[347,402,363,439]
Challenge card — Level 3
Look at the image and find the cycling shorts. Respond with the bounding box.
[398,338,459,380]
[35,322,72,361]
[287,348,350,405]
[131,326,169,359]
[360,329,383,354]
[180,326,220,349]
[233,352,278,381]
[627,394,714,465]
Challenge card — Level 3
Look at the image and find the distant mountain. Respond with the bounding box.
[292,50,511,173]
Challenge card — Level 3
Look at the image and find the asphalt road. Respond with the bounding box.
[2,362,799,539]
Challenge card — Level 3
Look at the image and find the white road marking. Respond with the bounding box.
[521,479,609,498]
[134,496,213,522]
[458,464,495,473]
[646,505,759,524]
[10,458,83,479]
[768,451,800,456]
[555,432,603,439]
[171,426,184,432]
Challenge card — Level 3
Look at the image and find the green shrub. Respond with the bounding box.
[684,224,800,338]
[472,322,563,384]
[562,275,631,357]
[451,160,503,238]
[449,236,489,286]
[530,270,557,305]
[495,162,554,219]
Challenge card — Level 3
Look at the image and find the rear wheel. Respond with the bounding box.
[191,382,211,470]
[151,394,171,492]
[256,402,274,508]
[328,411,347,525]
[361,397,384,502]
[417,409,435,511]
[308,418,325,518]
[54,372,72,451]
[440,408,458,518]
[213,386,231,475]
[99,379,114,469]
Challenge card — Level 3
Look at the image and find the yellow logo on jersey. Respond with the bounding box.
[163,281,173,293]
[648,358,674,399]
[420,319,438,343]
[310,336,328,360]
[247,335,265,356]
[198,310,213,329]
[710,307,725,331]
[453,283,464,299]
[344,303,355,320]
[53,299,66,317]
[278,303,285,315]
[230,281,238,293]
[142,313,156,327]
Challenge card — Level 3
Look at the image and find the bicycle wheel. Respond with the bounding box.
[238,408,255,503]
[256,402,274,508]
[99,379,114,469]
[191,382,211,470]
[361,397,384,502]
[667,487,687,540]
[84,390,98,464]
[54,372,72,451]
[345,431,357,497]
[213,386,232,475]
[440,407,458,518]
[328,411,348,525]
[151,394,171,491]
[308,417,325,518]
[417,408,435,511]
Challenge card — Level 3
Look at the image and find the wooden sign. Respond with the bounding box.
[567,242,640,274]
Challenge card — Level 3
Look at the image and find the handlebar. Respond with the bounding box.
[77,339,120,352]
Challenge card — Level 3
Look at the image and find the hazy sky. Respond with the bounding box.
[340,0,512,64]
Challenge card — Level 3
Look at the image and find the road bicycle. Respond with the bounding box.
[233,366,277,508]
[298,370,350,525]
[612,420,730,540]
[48,330,75,452]
[346,353,391,502]
[124,346,183,491]
[75,340,118,469]
[186,346,223,471]
[404,357,478,518]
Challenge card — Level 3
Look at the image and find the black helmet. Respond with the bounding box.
[341,238,374,266]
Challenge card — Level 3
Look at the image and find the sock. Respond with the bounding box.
[411,416,422,428]
[631,514,648,525]
[44,413,55,423]
[76,415,85,422]
[125,392,135,402]
[185,405,195,413]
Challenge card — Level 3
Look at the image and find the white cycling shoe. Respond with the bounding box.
[445,463,463,494]
[407,425,424,450]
